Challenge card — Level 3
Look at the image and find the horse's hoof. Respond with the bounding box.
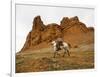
[62,55,65,57]
[68,55,70,56]
[53,56,55,58]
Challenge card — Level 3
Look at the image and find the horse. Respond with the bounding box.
[51,41,71,58]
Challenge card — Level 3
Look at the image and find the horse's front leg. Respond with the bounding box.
[53,51,56,58]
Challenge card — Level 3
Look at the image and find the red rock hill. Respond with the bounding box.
[20,16,94,52]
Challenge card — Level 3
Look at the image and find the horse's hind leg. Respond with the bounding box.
[67,49,70,56]
[63,48,70,57]
[63,51,66,57]
[62,47,67,57]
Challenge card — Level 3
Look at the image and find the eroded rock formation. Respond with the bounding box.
[21,16,94,52]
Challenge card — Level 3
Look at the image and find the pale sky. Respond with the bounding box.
[16,4,95,52]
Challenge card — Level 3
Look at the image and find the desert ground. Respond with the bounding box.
[16,43,94,73]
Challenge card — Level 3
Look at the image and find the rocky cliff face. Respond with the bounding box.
[32,16,45,31]
[21,16,94,52]
[60,16,88,34]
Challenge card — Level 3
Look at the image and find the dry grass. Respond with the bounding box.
[16,44,94,73]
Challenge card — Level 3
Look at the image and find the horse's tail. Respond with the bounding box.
[68,43,71,49]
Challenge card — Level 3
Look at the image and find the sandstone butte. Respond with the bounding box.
[20,16,94,52]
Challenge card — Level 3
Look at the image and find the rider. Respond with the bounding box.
[56,38,63,51]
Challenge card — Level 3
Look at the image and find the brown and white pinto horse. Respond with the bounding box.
[51,41,71,58]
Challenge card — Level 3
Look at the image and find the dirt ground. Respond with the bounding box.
[16,43,94,73]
